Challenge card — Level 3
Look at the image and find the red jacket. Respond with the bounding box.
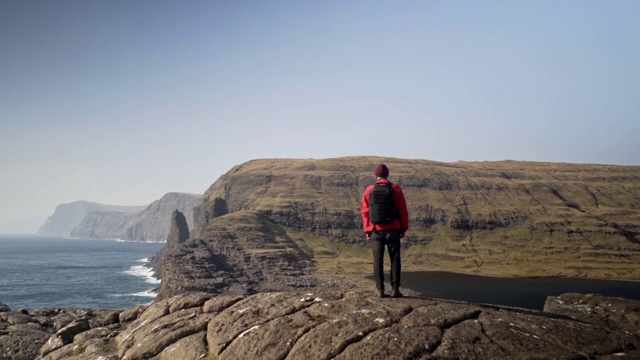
[361,179,409,235]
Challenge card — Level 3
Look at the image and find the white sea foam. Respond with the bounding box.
[111,289,157,299]
[114,239,165,243]
[132,289,157,298]
[124,264,161,284]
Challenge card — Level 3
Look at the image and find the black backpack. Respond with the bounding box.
[369,183,397,224]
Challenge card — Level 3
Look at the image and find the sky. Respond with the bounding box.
[1,1,639,233]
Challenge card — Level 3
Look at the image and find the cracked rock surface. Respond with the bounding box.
[2,291,639,360]
[544,293,640,338]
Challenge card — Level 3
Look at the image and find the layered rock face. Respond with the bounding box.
[40,193,201,242]
[38,201,145,237]
[123,192,200,242]
[189,157,640,280]
[156,211,319,300]
[70,211,136,239]
[3,292,639,360]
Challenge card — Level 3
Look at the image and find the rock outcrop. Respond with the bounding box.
[167,209,190,246]
[38,201,145,237]
[544,293,640,338]
[123,193,201,242]
[156,211,320,300]
[0,307,120,360]
[148,210,190,277]
[2,291,639,360]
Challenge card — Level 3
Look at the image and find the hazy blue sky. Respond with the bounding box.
[1,1,639,233]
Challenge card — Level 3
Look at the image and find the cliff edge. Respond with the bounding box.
[124,192,201,242]
[38,201,145,237]
[40,193,201,242]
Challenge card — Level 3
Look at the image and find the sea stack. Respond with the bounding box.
[149,209,190,277]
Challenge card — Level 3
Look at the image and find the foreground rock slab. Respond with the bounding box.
[1,291,639,360]
[545,293,640,338]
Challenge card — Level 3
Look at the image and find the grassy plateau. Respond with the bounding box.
[192,157,640,281]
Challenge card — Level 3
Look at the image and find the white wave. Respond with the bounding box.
[131,289,157,298]
[135,258,149,263]
[113,238,165,243]
[124,264,161,284]
[111,289,157,301]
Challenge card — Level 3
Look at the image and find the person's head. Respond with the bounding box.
[374,163,389,179]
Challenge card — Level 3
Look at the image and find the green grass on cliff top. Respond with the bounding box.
[196,157,640,281]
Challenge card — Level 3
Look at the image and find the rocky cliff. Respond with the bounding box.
[41,193,201,242]
[123,193,200,242]
[2,292,639,360]
[38,201,145,237]
[188,157,640,280]
[148,210,190,277]
[156,211,320,300]
[69,211,136,239]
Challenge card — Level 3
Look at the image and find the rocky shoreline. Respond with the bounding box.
[1,290,639,360]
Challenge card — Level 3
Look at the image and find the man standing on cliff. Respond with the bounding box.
[361,164,409,298]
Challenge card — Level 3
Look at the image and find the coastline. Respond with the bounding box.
[1,233,167,244]
[0,236,164,310]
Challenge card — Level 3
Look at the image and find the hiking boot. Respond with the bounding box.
[390,286,403,298]
[376,289,387,298]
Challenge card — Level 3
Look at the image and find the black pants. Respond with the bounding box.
[371,229,401,291]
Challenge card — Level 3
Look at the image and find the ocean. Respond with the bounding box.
[0,234,164,311]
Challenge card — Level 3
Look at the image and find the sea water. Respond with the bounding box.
[0,234,164,310]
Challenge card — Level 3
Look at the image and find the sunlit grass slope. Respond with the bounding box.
[192,157,640,280]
